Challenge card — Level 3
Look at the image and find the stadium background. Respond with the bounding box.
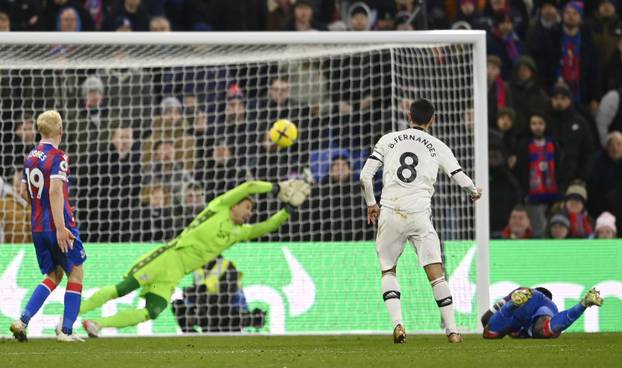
[0,0,621,337]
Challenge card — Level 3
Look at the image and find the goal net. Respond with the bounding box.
[0,32,488,336]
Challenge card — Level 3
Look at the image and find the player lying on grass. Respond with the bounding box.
[80,180,310,337]
[360,98,482,344]
[482,287,603,339]
[10,110,87,343]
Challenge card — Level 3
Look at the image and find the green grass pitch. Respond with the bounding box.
[2,333,622,368]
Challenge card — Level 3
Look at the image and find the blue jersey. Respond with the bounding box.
[488,290,559,338]
[22,142,77,233]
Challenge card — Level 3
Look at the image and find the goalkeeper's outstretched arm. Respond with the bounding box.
[218,181,276,208]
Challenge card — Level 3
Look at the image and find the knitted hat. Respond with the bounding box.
[565,182,588,202]
[564,1,584,18]
[82,75,104,97]
[595,211,617,232]
[550,213,570,228]
[160,97,182,112]
[552,83,572,98]
[516,55,538,73]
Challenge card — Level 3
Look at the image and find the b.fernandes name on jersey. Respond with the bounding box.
[387,133,437,157]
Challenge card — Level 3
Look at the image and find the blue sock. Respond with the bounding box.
[550,303,586,333]
[61,282,82,335]
[21,279,56,325]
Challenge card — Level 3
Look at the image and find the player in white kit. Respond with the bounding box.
[360,99,481,344]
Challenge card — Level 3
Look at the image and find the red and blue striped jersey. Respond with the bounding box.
[22,142,77,233]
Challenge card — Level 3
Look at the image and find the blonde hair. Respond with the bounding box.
[36,110,63,138]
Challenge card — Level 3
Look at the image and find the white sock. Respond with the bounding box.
[431,276,457,334]
[381,272,403,327]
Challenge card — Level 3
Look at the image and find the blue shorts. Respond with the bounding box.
[32,229,86,274]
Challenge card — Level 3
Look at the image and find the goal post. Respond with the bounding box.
[0,31,489,335]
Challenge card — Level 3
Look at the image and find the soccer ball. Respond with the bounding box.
[269,119,298,148]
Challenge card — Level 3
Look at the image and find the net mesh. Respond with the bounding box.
[0,41,477,335]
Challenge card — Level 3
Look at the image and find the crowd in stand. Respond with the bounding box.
[0,0,621,242]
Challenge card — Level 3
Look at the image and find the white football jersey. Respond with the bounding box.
[370,127,462,213]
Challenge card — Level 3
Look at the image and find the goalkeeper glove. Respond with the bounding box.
[276,180,311,207]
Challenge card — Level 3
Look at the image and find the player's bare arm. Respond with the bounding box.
[50,178,74,253]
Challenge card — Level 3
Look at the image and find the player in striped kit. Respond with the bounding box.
[9,110,87,342]
[360,99,481,343]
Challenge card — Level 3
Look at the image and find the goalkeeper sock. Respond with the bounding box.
[80,285,118,314]
[431,277,457,334]
[61,282,82,335]
[21,278,57,325]
[550,303,586,333]
[94,308,150,328]
[381,272,403,327]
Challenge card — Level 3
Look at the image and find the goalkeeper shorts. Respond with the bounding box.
[128,250,185,302]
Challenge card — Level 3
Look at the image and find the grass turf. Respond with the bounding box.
[2,333,622,368]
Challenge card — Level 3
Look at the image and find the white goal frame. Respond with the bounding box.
[0,31,489,330]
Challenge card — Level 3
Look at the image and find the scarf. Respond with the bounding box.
[495,76,507,108]
[527,138,560,202]
[493,27,521,65]
[559,31,582,103]
[501,226,533,239]
[566,210,593,237]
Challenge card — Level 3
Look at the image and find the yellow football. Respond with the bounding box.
[269,119,298,148]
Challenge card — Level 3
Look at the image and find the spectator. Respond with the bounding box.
[489,134,522,235]
[562,181,594,238]
[481,0,528,38]
[218,83,257,167]
[603,24,622,91]
[2,113,36,177]
[486,10,523,80]
[452,0,484,30]
[595,87,622,147]
[348,3,371,31]
[287,0,324,31]
[557,1,601,109]
[38,0,94,31]
[588,131,622,215]
[103,0,150,31]
[0,5,10,31]
[317,155,373,241]
[142,97,196,172]
[0,170,31,243]
[514,111,561,237]
[141,140,194,202]
[205,141,247,200]
[495,108,518,165]
[508,56,550,135]
[177,182,205,230]
[594,211,617,239]
[91,124,142,242]
[57,6,82,32]
[547,212,570,239]
[267,0,292,31]
[83,0,105,29]
[487,55,512,129]
[498,205,534,239]
[65,75,109,162]
[255,75,297,124]
[395,11,415,30]
[525,0,563,92]
[587,0,620,75]
[149,16,171,32]
[548,83,594,192]
[136,184,176,242]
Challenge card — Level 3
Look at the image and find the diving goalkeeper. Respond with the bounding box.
[80,180,310,337]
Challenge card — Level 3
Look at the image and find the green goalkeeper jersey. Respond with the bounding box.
[168,181,289,274]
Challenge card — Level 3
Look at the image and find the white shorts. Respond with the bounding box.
[375,207,442,270]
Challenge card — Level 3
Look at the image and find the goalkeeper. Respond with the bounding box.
[80,180,310,337]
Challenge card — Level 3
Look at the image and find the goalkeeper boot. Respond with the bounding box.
[581,288,604,308]
[393,324,406,344]
[82,319,101,338]
[9,320,28,342]
[57,331,85,342]
[447,332,463,343]
[511,288,533,307]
